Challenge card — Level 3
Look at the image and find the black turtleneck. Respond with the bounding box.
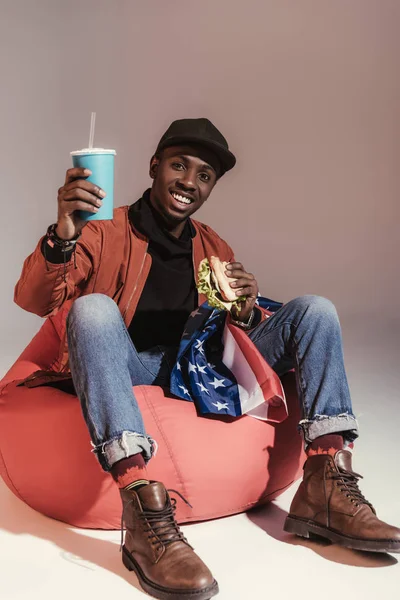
[128,189,198,351]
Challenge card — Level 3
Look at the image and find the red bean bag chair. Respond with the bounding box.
[0,318,305,529]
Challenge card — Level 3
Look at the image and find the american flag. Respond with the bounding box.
[170,297,289,423]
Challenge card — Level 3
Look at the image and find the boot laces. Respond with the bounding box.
[120,488,193,551]
[331,467,375,513]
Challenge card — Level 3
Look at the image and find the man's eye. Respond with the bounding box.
[172,162,184,170]
[199,173,210,182]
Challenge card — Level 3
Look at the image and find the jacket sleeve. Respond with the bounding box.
[14,222,102,318]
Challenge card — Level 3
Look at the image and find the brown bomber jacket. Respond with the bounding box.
[14,205,241,378]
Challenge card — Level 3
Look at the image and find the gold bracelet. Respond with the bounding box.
[230,308,255,330]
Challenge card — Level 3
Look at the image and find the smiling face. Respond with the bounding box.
[149,144,220,237]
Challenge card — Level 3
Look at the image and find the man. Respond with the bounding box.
[15,118,400,600]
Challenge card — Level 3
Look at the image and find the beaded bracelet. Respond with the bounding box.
[44,223,81,281]
[45,223,81,252]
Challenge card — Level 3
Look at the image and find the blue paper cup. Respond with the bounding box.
[71,148,116,221]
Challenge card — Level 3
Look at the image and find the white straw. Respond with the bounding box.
[88,112,96,149]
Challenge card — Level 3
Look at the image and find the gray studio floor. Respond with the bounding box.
[1,314,399,600]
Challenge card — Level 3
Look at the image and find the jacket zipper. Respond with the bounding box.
[123,242,149,321]
[192,241,201,307]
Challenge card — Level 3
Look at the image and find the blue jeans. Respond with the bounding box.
[66,293,358,472]
[249,295,358,444]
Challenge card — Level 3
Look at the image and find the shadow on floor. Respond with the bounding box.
[1,475,397,593]
[0,482,145,594]
[247,502,398,568]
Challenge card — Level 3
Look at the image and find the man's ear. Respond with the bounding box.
[149,154,160,179]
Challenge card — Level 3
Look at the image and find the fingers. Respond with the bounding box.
[225,262,243,273]
[228,275,256,294]
[225,263,258,298]
[61,200,100,215]
[58,174,106,217]
[63,177,105,195]
[229,274,252,286]
[64,167,92,185]
[234,286,255,297]
[61,177,106,199]
[61,188,103,211]
[225,263,254,281]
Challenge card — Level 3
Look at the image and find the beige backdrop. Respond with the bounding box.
[1,0,399,376]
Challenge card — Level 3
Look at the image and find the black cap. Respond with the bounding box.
[155,118,236,176]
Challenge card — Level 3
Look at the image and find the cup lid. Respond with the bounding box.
[70,148,116,156]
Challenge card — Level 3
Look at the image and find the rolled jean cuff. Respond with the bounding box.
[298,413,359,446]
[92,431,157,472]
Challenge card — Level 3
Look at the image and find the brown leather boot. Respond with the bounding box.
[120,482,218,600]
[284,450,400,553]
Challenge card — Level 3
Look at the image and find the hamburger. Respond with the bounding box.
[197,256,245,311]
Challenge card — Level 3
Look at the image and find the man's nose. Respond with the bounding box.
[177,169,196,190]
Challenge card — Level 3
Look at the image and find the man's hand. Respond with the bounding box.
[56,168,106,240]
[225,262,259,322]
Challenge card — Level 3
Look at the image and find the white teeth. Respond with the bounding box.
[172,192,192,204]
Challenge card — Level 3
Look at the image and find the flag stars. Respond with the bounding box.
[178,385,190,396]
[196,382,210,395]
[212,401,229,411]
[194,339,205,355]
[209,377,226,389]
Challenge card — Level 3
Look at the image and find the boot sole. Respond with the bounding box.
[122,545,219,600]
[284,515,400,553]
